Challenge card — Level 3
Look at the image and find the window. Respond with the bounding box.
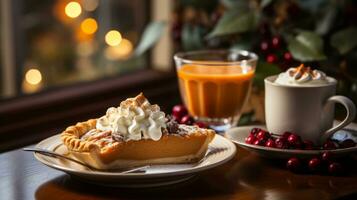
[0,0,151,100]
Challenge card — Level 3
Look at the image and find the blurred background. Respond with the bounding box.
[1,0,357,150]
[1,0,357,108]
[1,0,153,98]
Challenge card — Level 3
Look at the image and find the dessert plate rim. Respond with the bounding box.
[225,124,357,158]
[33,134,236,178]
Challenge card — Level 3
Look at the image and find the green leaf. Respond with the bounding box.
[133,21,165,56]
[254,62,281,88]
[287,31,326,62]
[181,24,205,51]
[330,27,357,54]
[207,10,258,38]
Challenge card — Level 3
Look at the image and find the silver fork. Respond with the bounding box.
[23,147,150,173]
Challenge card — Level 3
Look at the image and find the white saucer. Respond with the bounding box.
[33,134,236,187]
[225,124,357,159]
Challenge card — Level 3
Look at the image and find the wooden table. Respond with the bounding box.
[1,144,356,200]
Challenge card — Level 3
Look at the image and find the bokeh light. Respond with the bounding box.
[105,38,133,60]
[82,0,99,11]
[105,30,122,46]
[25,69,42,85]
[65,1,82,18]
[81,18,98,34]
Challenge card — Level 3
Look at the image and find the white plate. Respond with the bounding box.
[225,124,357,159]
[34,134,236,187]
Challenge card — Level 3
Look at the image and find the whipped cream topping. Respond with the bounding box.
[96,93,166,141]
[275,64,328,86]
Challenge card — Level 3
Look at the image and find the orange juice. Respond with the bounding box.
[177,64,254,118]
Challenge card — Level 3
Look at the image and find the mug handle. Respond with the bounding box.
[321,95,356,143]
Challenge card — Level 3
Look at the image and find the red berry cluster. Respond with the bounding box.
[245,128,356,150]
[246,128,356,175]
[286,152,345,175]
[171,105,207,128]
[245,128,315,150]
[256,23,296,70]
[260,36,294,68]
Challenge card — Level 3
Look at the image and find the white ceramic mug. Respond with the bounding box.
[265,75,356,144]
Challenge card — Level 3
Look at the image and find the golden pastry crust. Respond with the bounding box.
[61,119,98,152]
[61,119,215,169]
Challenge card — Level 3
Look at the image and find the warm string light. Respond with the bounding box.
[105,39,133,60]
[82,0,99,11]
[23,68,43,93]
[81,18,98,34]
[65,1,82,18]
[105,30,122,46]
[60,1,133,62]
[114,39,133,57]
[25,69,42,85]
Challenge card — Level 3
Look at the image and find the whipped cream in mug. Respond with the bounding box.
[96,94,166,141]
[275,64,329,86]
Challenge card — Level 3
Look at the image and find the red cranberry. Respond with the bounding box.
[286,157,301,172]
[256,130,270,141]
[281,132,292,140]
[287,134,301,147]
[323,140,337,150]
[265,139,275,148]
[245,135,256,144]
[321,151,333,162]
[172,105,188,120]
[250,128,261,136]
[180,115,194,125]
[266,54,278,63]
[253,139,264,146]
[194,122,207,128]
[340,139,356,148]
[271,36,282,49]
[308,157,321,172]
[328,162,343,175]
[275,138,288,149]
[303,140,314,150]
[287,134,300,143]
[260,41,270,52]
[283,52,293,62]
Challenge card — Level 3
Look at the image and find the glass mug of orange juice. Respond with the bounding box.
[174,50,258,132]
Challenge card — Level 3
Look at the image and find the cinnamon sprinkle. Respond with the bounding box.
[290,64,316,80]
